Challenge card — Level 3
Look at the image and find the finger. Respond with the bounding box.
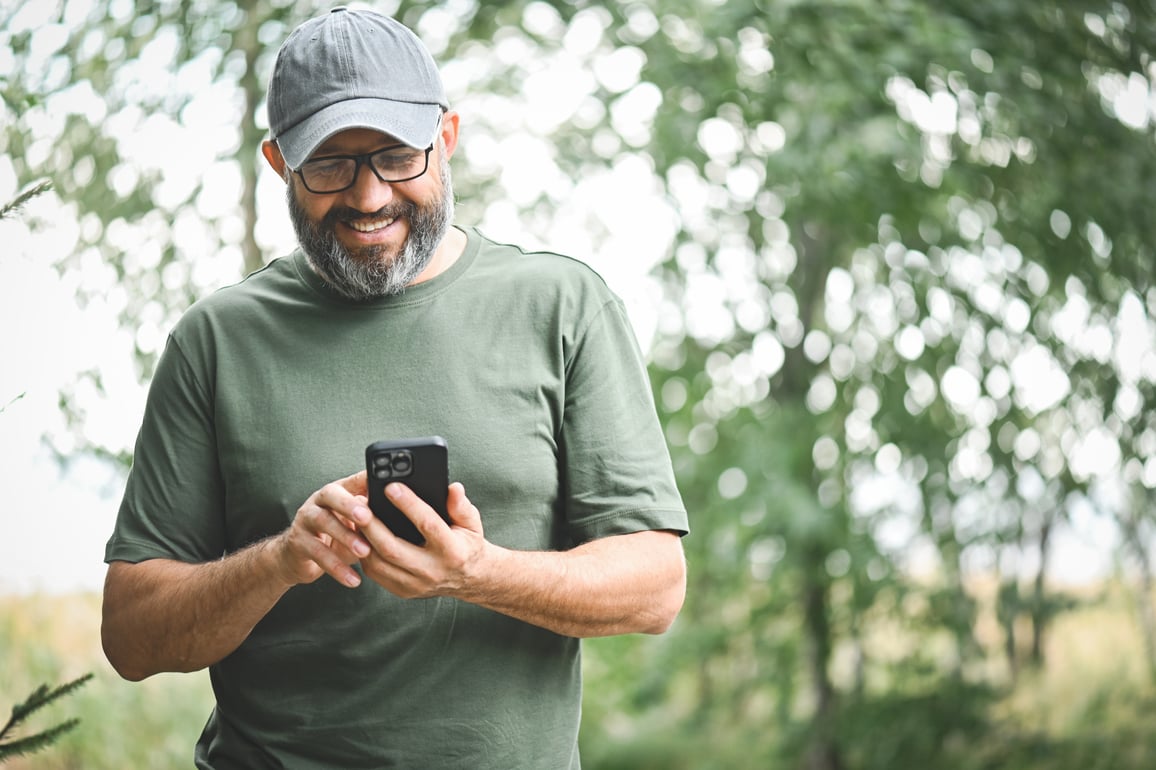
[446,482,483,534]
[342,469,369,496]
[303,501,372,558]
[294,489,373,570]
[311,541,364,587]
[315,478,374,529]
[312,523,371,563]
[329,537,367,566]
[386,482,450,542]
[283,516,365,588]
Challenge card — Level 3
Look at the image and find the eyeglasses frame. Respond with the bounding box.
[292,142,435,195]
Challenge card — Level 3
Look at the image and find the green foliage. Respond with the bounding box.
[829,679,998,769]
[0,594,214,769]
[0,673,92,762]
[565,0,1155,765]
[4,0,1156,767]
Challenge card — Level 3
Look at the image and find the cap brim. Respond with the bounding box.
[276,98,443,169]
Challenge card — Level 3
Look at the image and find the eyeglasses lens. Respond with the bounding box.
[299,148,431,194]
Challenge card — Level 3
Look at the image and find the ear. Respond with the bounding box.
[438,110,461,160]
[262,140,290,181]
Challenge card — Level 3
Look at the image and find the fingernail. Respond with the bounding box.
[353,538,370,557]
[386,483,402,500]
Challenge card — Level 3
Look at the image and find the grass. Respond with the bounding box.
[978,585,1156,769]
[2,583,1153,768]
[0,592,213,769]
[581,578,1156,770]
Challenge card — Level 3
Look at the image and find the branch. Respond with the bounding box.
[0,673,93,760]
[0,719,80,761]
[0,180,53,221]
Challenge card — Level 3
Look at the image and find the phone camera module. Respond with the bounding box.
[391,450,413,475]
[370,449,414,480]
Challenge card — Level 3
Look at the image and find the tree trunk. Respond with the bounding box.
[237,0,265,276]
[800,547,843,770]
[1028,517,1052,667]
[1134,550,1156,683]
[998,577,1019,682]
[1121,490,1156,682]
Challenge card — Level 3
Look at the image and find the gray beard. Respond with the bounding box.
[288,152,455,301]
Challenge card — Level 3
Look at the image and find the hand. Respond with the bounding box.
[356,481,488,599]
[271,471,375,589]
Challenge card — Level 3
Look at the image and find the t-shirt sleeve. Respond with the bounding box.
[559,297,689,543]
[104,333,227,564]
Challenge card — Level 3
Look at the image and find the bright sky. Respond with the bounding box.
[0,222,131,593]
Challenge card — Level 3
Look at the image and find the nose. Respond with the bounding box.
[343,161,395,212]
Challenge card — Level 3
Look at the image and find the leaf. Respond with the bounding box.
[0,392,24,414]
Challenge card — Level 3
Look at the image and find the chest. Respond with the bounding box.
[206,307,567,551]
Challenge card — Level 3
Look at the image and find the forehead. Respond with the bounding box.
[312,128,405,156]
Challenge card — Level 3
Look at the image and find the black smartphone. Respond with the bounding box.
[364,436,449,545]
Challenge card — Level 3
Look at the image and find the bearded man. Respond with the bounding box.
[101,8,688,769]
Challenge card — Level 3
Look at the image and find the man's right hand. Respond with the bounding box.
[274,470,375,588]
[102,470,377,681]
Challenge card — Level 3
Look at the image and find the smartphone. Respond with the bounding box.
[364,436,449,545]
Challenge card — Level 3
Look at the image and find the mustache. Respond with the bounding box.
[323,201,419,228]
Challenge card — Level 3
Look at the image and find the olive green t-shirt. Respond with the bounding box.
[105,227,688,769]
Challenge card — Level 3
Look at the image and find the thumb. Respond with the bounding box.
[447,482,483,534]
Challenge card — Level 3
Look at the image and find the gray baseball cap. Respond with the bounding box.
[267,7,448,170]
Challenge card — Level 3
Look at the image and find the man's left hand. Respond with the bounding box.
[354,481,487,598]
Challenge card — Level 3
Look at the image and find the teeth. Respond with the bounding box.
[348,216,396,233]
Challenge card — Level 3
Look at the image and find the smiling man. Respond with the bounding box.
[101,7,688,770]
[276,121,460,299]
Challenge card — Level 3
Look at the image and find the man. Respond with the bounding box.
[101,7,688,769]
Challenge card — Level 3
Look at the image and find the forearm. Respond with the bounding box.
[102,538,294,681]
[456,530,686,638]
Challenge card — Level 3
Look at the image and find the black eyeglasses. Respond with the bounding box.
[294,143,434,194]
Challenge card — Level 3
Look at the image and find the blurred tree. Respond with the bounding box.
[1,0,302,463]
[594,1,1156,766]
[3,0,1156,768]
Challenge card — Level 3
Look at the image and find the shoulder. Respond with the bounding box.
[464,228,619,308]
[171,254,300,337]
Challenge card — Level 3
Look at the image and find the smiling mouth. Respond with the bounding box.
[347,216,397,233]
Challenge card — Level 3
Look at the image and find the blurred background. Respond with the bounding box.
[2,0,1155,767]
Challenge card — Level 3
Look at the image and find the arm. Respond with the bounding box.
[102,545,292,681]
[102,474,376,681]
[462,528,686,637]
[355,482,687,637]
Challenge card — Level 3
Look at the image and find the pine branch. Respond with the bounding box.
[0,719,80,761]
[0,673,93,760]
[6,673,93,726]
[0,180,52,221]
